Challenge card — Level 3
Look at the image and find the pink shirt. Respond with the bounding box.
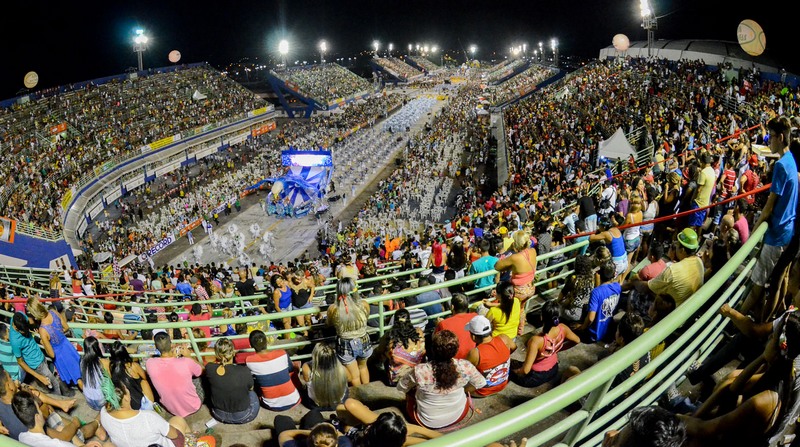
[145,357,202,417]
[638,259,667,281]
[733,215,750,244]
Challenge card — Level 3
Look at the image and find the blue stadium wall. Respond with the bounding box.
[0,234,76,269]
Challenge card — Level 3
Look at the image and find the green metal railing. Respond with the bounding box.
[423,223,766,447]
[0,226,765,446]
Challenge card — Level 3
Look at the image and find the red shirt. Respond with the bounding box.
[474,336,511,397]
[233,337,253,364]
[435,312,478,359]
[188,313,212,338]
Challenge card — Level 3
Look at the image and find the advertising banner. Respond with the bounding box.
[0,216,16,244]
[138,233,176,263]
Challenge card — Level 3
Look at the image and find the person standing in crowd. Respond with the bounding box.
[26,298,82,394]
[741,116,798,322]
[494,230,537,334]
[465,315,516,397]
[327,277,372,386]
[271,274,295,339]
[689,152,717,234]
[590,213,628,281]
[468,239,499,297]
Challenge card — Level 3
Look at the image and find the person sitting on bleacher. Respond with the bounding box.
[146,333,203,418]
[573,261,621,343]
[629,228,705,307]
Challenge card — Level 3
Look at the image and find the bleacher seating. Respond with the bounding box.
[0,65,265,233]
[272,63,371,106]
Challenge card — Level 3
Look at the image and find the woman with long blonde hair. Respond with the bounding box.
[27,296,83,391]
[301,342,349,409]
[327,277,372,386]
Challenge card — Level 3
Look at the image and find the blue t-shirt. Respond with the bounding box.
[0,340,21,381]
[588,282,622,342]
[0,400,27,440]
[415,291,444,316]
[10,326,44,370]
[176,282,194,298]
[469,255,499,289]
[766,151,798,247]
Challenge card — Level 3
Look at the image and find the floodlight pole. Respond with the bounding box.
[640,0,657,57]
[133,34,148,71]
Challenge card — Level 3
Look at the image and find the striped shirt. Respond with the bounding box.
[0,340,21,381]
[246,350,300,411]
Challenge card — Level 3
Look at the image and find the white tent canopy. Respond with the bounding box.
[598,127,636,162]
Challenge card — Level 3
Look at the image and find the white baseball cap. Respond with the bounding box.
[465,315,492,336]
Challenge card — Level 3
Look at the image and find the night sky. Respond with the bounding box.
[1,0,793,100]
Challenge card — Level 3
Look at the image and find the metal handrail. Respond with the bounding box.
[422,223,766,447]
[0,228,764,446]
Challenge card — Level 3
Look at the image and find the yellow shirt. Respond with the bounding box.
[694,166,717,207]
[648,256,704,306]
[487,298,521,339]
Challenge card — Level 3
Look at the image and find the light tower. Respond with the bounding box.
[319,40,327,63]
[640,0,657,57]
[551,38,559,67]
[538,41,544,63]
[278,39,289,67]
[373,40,380,58]
[133,29,148,71]
[388,43,394,56]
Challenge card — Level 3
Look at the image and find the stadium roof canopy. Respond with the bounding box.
[599,39,786,74]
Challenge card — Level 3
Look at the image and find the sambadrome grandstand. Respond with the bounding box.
[2,38,800,447]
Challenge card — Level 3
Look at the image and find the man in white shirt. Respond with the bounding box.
[601,182,617,209]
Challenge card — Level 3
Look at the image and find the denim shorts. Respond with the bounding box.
[624,237,641,253]
[211,391,260,424]
[85,396,106,411]
[336,334,373,364]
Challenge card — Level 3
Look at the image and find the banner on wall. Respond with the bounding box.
[138,233,176,263]
[251,121,277,137]
[0,217,16,243]
[61,188,75,211]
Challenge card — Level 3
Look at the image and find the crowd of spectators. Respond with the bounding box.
[484,59,527,84]
[375,57,424,81]
[84,93,407,261]
[407,56,440,73]
[275,63,372,106]
[3,55,800,447]
[485,65,558,106]
[0,65,265,233]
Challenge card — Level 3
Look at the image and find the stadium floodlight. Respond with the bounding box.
[133,29,149,71]
[278,39,289,67]
[388,43,394,56]
[319,40,327,63]
[551,38,559,67]
[640,0,657,57]
[408,43,413,54]
[373,40,379,57]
